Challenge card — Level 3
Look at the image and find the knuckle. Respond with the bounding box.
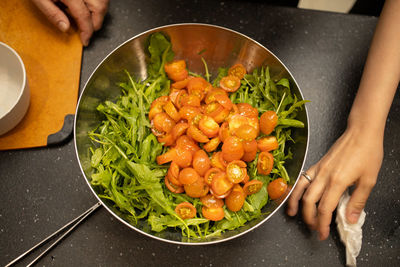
[317,205,331,216]
[350,200,366,211]
[302,193,312,205]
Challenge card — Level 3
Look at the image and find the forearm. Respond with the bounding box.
[348,0,400,135]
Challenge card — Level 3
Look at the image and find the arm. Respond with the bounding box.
[287,0,400,240]
[31,0,109,46]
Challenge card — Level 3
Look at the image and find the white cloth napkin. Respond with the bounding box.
[335,190,366,267]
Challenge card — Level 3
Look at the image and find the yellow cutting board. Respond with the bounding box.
[0,0,82,150]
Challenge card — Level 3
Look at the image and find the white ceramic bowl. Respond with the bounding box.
[0,42,30,136]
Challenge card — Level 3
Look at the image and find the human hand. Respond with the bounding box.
[31,0,109,46]
[287,125,383,240]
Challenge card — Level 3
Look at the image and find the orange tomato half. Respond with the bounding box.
[164,60,188,82]
[225,184,246,212]
[175,202,196,219]
[220,75,241,92]
[257,151,274,175]
[267,178,288,200]
[228,63,247,80]
[202,206,224,221]
[260,110,278,135]
[243,180,263,195]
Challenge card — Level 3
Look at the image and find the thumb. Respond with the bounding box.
[32,0,70,32]
[345,179,375,224]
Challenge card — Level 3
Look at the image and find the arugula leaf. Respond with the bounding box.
[147,33,174,78]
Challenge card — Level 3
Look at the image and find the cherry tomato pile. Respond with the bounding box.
[151,60,288,221]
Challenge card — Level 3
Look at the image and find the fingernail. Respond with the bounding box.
[347,212,360,224]
[57,21,68,32]
[80,32,90,47]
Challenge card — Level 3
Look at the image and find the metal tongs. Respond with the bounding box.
[5,202,102,267]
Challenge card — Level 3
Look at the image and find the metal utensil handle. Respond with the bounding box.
[5,202,102,267]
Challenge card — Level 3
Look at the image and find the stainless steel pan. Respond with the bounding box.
[74,23,309,245]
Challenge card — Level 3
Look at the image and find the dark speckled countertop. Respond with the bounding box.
[1,1,399,266]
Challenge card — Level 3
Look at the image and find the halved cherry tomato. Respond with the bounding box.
[192,150,211,176]
[152,112,176,134]
[169,88,181,105]
[178,167,200,185]
[173,146,193,168]
[175,90,188,109]
[210,151,226,171]
[204,167,223,186]
[267,178,288,200]
[203,137,221,153]
[184,176,209,198]
[236,103,258,118]
[187,77,209,100]
[189,114,203,126]
[151,95,169,108]
[221,136,244,162]
[205,88,228,104]
[228,63,247,80]
[215,93,233,110]
[163,100,180,122]
[241,150,257,162]
[149,103,165,121]
[243,180,263,195]
[171,77,191,89]
[260,110,278,135]
[157,148,176,165]
[210,188,232,199]
[226,160,247,184]
[198,116,220,138]
[181,94,201,107]
[212,107,230,124]
[164,60,188,82]
[171,122,189,140]
[175,202,196,219]
[167,162,181,186]
[179,105,201,121]
[200,194,224,208]
[176,135,200,155]
[165,175,184,194]
[257,136,279,152]
[225,184,246,212]
[228,114,249,133]
[220,75,241,92]
[234,124,258,141]
[247,117,260,136]
[187,125,210,143]
[218,121,231,142]
[211,172,233,196]
[157,133,174,146]
[257,151,274,175]
[242,139,258,153]
[202,206,224,221]
[203,101,221,117]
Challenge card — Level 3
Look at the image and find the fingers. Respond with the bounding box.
[316,179,347,240]
[32,0,70,32]
[287,167,315,217]
[84,0,109,31]
[301,175,327,230]
[61,0,94,46]
[345,177,376,224]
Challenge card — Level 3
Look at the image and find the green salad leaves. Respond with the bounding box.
[88,32,306,239]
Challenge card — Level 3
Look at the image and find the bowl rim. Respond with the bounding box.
[74,22,310,245]
[0,41,27,120]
